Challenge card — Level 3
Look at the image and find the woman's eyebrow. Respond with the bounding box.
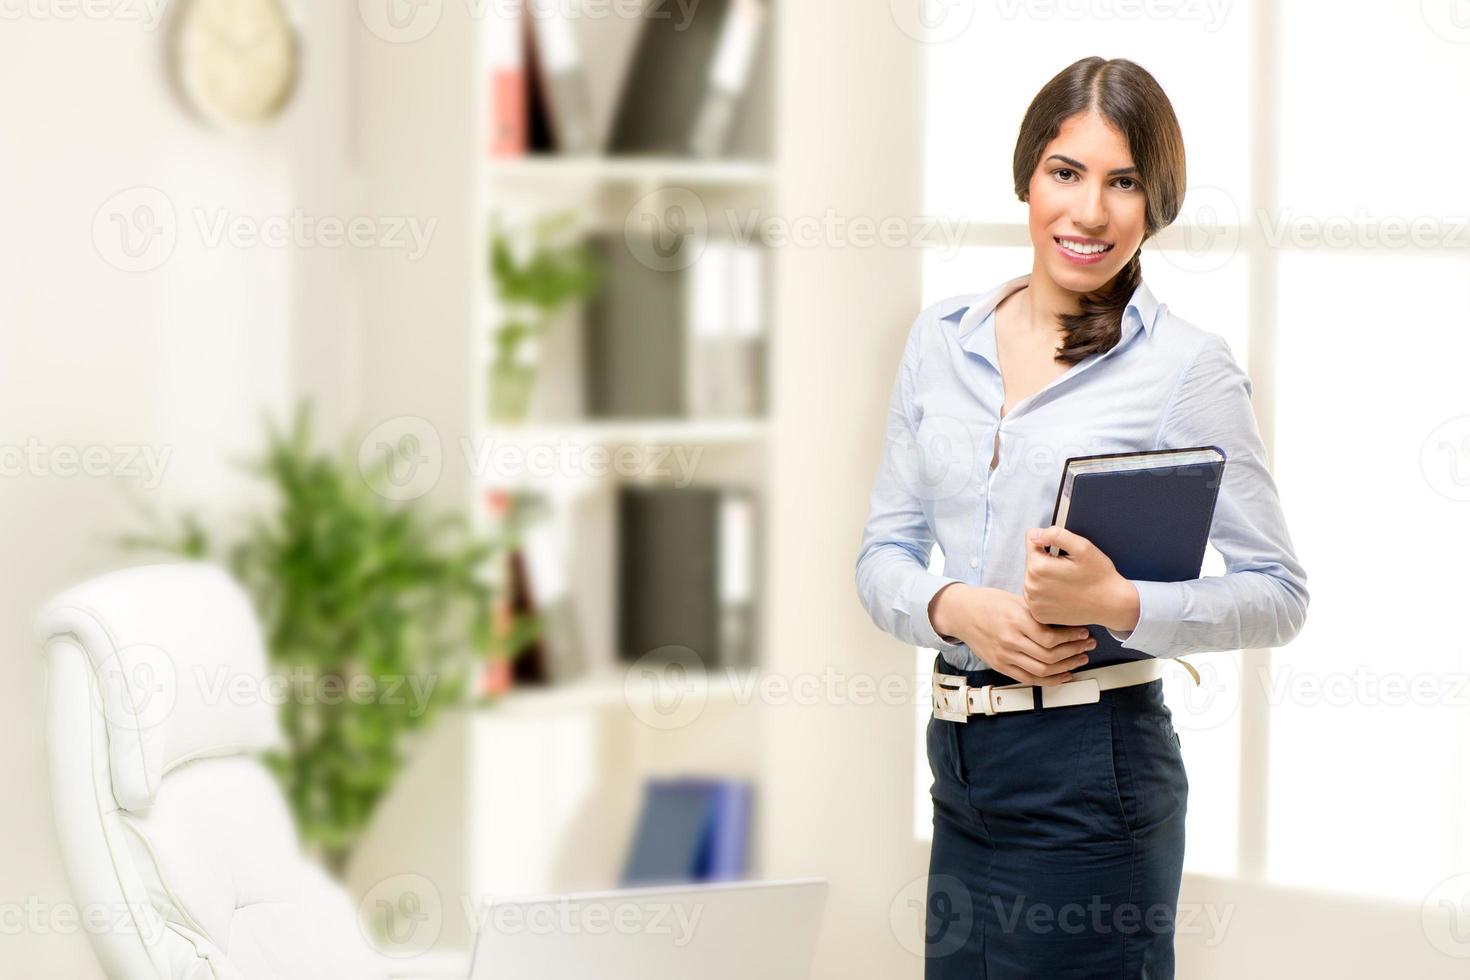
[1046,153,1140,177]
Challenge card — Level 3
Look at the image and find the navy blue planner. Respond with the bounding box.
[1045,446,1227,667]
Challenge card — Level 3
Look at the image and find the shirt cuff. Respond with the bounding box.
[1105,580,1184,657]
[905,571,968,654]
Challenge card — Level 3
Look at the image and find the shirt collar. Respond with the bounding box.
[941,273,1162,367]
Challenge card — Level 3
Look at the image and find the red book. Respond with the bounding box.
[486,0,526,158]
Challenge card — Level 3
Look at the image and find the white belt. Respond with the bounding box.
[932,656,1202,723]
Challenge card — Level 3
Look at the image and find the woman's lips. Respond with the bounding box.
[1053,237,1114,265]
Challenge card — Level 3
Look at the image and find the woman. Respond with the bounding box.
[854,57,1309,978]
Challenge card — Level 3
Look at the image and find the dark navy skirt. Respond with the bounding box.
[924,653,1189,979]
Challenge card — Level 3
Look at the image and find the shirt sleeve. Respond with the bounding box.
[854,308,969,656]
[1106,334,1310,657]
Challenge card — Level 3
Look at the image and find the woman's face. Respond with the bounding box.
[1025,110,1148,295]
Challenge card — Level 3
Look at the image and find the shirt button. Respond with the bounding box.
[969,557,978,568]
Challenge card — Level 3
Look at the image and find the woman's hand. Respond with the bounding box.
[1023,526,1140,631]
[929,584,1097,686]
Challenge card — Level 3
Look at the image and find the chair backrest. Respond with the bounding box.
[38,562,387,980]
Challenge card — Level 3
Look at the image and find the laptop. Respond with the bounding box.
[467,877,828,980]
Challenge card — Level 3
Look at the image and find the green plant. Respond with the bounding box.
[488,209,605,421]
[121,406,537,875]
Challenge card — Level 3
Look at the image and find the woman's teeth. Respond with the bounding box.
[1056,238,1113,255]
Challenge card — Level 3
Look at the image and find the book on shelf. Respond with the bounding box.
[484,0,767,162]
[582,232,686,418]
[689,0,769,158]
[518,509,587,685]
[481,490,518,698]
[684,238,766,418]
[482,490,587,689]
[620,777,753,886]
[485,0,596,157]
[608,0,765,157]
[616,485,757,670]
[521,4,556,153]
[583,233,767,420]
[484,0,526,157]
[527,0,596,153]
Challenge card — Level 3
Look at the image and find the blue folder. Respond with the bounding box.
[1046,446,1226,668]
[620,777,752,887]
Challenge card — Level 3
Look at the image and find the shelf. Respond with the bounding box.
[478,418,769,450]
[477,666,758,715]
[484,154,775,190]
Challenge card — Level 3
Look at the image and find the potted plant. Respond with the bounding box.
[121,406,537,875]
[487,209,605,422]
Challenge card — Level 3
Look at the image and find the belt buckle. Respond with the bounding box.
[932,673,970,723]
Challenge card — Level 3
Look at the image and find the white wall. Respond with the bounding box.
[762,3,933,977]
[0,9,357,975]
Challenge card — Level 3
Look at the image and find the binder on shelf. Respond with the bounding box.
[621,777,753,886]
[609,0,743,156]
[527,0,596,153]
[582,233,685,418]
[684,239,766,419]
[522,9,556,153]
[690,0,769,158]
[520,511,587,684]
[485,0,527,158]
[616,485,757,669]
[480,490,518,698]
[1046,446,1227,668]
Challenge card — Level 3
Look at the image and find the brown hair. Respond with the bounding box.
[1012,56,1186,363]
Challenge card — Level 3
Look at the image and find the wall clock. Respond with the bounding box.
[172,0,301,126]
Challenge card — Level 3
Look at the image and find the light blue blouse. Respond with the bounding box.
[855,272,1309,672]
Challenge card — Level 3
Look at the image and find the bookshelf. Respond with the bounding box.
[482,154,776,189]
[347,0,780,950]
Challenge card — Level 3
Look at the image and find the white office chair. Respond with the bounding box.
[38,562,458,980]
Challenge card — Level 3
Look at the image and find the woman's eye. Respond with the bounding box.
[1117,177,1140,191]
[1054,169,1075,181]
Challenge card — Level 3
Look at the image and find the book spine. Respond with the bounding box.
[689,0,767,158]
[530,0,596,153]
[486,0,526,158]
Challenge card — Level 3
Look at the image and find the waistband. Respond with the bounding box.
[933,651,1172,712]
